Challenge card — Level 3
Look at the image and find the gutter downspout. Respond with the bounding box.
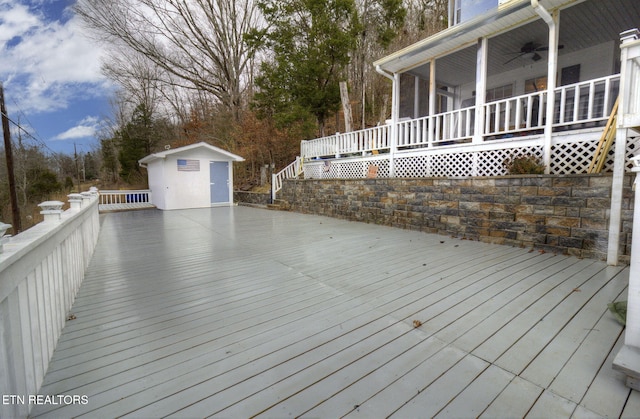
[532,0,559,174]
[376,65,398,177]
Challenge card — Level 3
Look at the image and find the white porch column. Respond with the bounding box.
[428,59,437,148]
[414,76,420,119]
[375,65,398,176]
[609,29,640,265]
[532,2,559,173]
[613,156,640,390]
[472,37,488,144]
[613,29,640,391]
[389,72,400,177]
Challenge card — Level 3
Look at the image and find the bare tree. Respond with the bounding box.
[102,52,166,119]
[75,0,261,121]
[349,0,448,127]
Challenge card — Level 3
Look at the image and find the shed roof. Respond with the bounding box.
[139,142,244,165]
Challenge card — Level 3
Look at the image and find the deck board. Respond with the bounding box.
[27,206,635,418]
[98,202,155,212]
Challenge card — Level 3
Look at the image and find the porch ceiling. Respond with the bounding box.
[381,0,640,87]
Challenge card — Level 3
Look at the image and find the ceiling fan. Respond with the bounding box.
[504,41,564,65]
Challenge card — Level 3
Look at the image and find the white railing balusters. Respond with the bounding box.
[300,74,620,161]
[0,192,99,418]
[98,190,151,206]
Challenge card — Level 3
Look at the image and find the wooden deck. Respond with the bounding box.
[30,206,638,418]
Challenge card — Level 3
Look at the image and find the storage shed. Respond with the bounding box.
[138,142,244,210]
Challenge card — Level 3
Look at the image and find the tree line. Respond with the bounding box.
[1,0,447,229]
[78,0,448,186]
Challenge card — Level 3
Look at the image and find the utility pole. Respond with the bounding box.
[74,143,81,192]
[1,82,21,233]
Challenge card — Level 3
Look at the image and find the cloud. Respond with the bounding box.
[0,0,109,114]
[52,115,100,141]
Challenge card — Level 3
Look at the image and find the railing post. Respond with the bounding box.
[80,191,92,206]
[612,28,640,392]
[271,173,276,204]
[38,201,64,222]
[609,29,640,266]
[68,193,84,210]
[613,154,640,390]
[0,222,11,253]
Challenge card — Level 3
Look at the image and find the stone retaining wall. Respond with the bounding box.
[234,191,271,206]
[280,174,633,263]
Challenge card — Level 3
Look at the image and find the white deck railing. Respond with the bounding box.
[272,157,303,201]
[302,125,391,158]
[553,75,620,126]
[301,74,620,159]
[0,192,100,418]
[99,189,152,206]
[484,91,546,137]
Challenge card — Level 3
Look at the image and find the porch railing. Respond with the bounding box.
[553,75,619,127]
[484,91,546,137]
[301,74,621,159]
[302,125,391,158]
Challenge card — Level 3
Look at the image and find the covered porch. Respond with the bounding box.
[299,0,640,179]
[30,207,638,417]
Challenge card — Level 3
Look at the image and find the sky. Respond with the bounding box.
[0,0,112,155]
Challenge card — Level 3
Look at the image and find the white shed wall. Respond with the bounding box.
[147,147,236,210]
[147,160,166,210]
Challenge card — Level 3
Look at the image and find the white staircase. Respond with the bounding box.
[271,156,303,202]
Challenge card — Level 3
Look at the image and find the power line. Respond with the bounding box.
[0,106,72,174]
[0,108,58,156]
[9,97,49,144]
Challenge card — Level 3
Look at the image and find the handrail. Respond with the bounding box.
[271,157,303,202]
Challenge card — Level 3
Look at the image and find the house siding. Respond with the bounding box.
[280,174,633,263]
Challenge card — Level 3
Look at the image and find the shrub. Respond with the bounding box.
[504,155,546,175]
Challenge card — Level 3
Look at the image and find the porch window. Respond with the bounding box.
[486,83,513,102]
[453,0,499,25]
[486,83,514,132]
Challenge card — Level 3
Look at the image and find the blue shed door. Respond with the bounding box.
[210,161,230,204]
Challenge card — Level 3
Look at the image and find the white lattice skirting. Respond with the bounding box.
[303,136,640,179]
